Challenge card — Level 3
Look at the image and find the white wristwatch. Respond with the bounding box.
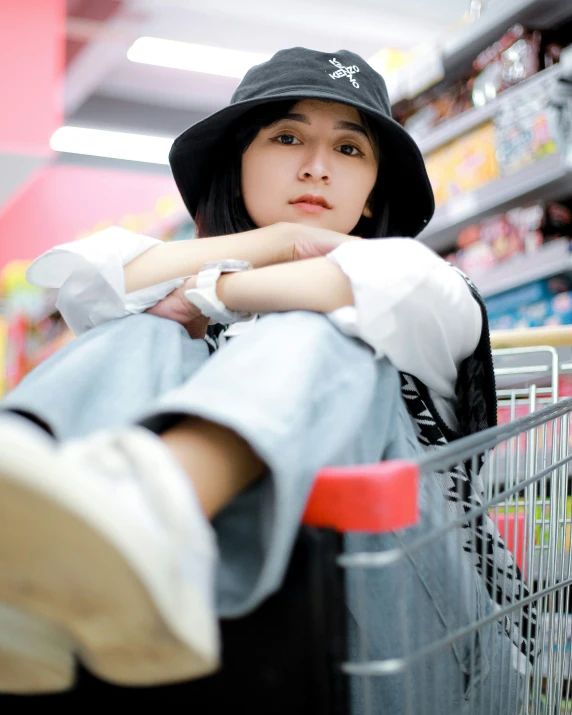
[184,259,254,325]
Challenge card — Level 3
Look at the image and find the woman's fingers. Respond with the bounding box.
[144,279,208,334]
[291,227,362,261]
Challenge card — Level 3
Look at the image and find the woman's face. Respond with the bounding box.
[241,99,379,235]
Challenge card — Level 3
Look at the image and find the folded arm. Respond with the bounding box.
[25,223,358,335]
[216,256,354,315]
[217,239,483,400]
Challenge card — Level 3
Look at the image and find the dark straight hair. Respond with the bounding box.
[194,99,389,239]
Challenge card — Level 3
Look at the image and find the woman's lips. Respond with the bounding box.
[291,202,328,213]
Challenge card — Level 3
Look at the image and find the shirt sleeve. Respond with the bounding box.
[26,226,189,336]
[325,238,483,400]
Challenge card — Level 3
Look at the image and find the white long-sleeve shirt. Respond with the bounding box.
[26,226,482,431]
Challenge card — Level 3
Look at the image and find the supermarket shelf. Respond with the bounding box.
[417,62,566,156]
[469,239,572,298]
[390,0,572,106]
[442,0,572,76]
[419,153,572,254]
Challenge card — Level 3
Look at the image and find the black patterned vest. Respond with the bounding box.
[206,272,538,663]
[401,268,537,664]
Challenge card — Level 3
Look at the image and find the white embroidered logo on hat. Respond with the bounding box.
[328,58,360,88]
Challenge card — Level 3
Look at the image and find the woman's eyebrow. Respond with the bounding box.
[333,120,370,141]
[274,113,371,143]
[275,113,310,125]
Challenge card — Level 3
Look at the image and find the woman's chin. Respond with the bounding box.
[262,211,347,233]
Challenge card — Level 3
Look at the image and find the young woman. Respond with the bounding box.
[0,48,526,713]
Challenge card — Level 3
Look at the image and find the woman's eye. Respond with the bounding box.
[339,144,361,156]
[275,134,300,145]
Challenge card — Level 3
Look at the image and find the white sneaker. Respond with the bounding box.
[0,419,220,688]
[0,602,75,694]
[0,414,75,694]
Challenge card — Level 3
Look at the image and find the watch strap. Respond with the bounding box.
[184,260,253,325]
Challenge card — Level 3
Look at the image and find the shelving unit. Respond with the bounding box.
[408,37,572,254]
[420,153,572,254]
[389,0,572,106]
[441,0,572,77]
[417,60,569,156]
[469,238,572,298]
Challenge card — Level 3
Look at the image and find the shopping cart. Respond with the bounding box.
[4,327,572,713]
[176,324,572,715]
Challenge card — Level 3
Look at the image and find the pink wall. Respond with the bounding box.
[0,0,186,270]
[0,164,184,268]
[0,0,65,155]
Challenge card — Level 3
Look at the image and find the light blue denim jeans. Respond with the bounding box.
[1,312,524,713]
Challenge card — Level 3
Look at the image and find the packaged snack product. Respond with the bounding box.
[486,277,572,329]
[495,84,561,175]
[544,199,572,239]
[472,25,541,107]
[402,80,474,140]
[425,121,500,204]
[481,214,524,260]
[505,204,545,253]
[451,201,572,277]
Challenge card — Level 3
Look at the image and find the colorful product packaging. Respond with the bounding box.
[495,86,562,176]
[452,201,572,276]
[486,278,572,330]
[425,122,500,205]
[471,25,541,107]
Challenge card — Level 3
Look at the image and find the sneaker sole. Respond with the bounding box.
[0,430,219,687]
[0,603,75,694]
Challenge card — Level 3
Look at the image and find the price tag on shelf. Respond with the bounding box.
[446,193,478,221]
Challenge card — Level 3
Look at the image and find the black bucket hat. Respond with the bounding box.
[169,47,435,238]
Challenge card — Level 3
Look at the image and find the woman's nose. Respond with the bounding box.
[298,148,331,182]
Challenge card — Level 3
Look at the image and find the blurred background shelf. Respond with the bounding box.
[417,58,571,156]
[390,0,572,106]
[419,154,572,253]
[442,0,572,75]
[471,238,572,298]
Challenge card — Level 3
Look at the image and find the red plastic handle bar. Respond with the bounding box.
[302,460,419,534]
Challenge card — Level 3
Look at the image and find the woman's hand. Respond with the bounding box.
[276,222,363,262]
[144,276,209,339]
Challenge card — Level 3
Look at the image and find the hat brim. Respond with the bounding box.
[169,90,435,238]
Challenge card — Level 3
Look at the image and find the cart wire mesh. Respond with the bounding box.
[332,346,572,715]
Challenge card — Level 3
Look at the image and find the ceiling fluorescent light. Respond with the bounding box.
[127,37,271,79]
[50,126,173,164]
